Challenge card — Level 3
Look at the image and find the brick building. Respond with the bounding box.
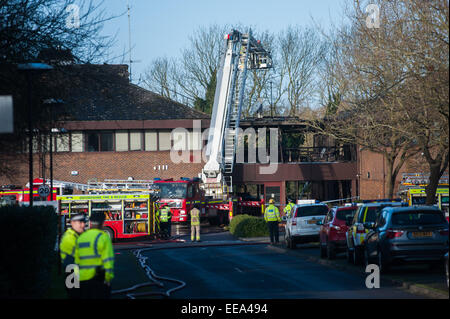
[1,63,439,204]
[0,64,210,187]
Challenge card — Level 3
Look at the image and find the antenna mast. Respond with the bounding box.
[127,0,132,82]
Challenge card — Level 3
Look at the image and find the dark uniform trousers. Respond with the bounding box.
[268,221,279,243]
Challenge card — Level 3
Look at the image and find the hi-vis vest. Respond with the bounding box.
[60,228,78,266]
[265,204,280,222]
[190,208,200,226]
[159,207,171,222]
[284,203,295,218]
[75,229,114,283]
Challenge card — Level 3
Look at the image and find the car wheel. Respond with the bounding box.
[327,242,336,260]
[285,232,292,249]
[354,246,363,265]
[346,247,354,264]
[320,242,327,259]
[364,247,372,268]
[377,248,390,274]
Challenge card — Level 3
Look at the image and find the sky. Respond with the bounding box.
[97,0,347,84]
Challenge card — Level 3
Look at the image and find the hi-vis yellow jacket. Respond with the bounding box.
[60,228,79,266]
[75,229,114,283]
[264,204,281,222]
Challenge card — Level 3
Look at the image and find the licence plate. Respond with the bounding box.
[411,231,433,238]
[308,219,317,225]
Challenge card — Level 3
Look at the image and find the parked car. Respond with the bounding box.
[364,206,449,273]
[346,201,405,265]
[318,205,358,259]
[284,203,329,249]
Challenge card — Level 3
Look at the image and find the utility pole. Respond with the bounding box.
[127,0,132,83]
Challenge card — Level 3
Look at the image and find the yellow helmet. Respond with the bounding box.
[269,198,275,204]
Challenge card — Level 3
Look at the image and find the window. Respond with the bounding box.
[71,132,83,152]
[188,131,202,150]
[145,131,157,151]
[392,211,446,226]
[187,185,194,198]
[130,131,142,151]
[56,134,69,152]
[87,132,113,152]
[172,130,187,151]
[159,132,171,151]
[295,205,328,218]
[336,208,357,221]
[115,131,128,151]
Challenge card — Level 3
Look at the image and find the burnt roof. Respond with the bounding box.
[46,64,209,121]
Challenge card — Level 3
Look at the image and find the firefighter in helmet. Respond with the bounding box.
[158,203,172,239]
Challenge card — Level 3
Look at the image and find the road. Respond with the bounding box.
[113,231,423,299]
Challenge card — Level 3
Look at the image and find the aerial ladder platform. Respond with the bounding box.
[201,29,272,197]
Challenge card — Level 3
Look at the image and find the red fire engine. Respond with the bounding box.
[154,177,264,225]
[0,178,75,204]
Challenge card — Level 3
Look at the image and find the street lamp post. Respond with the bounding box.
[18,63,53,207]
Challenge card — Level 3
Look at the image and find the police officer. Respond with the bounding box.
[158,203,171,239]
[264,198,281,244]
[60,213,85,299]
[190,204,201,242]
[75,212,114,299]
[284,198,295,218]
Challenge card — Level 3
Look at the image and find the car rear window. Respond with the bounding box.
[295,205,328,218]
[359,206,385,223]
[391,211,447,226]
[336,208,357,221]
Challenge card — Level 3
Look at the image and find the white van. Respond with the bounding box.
[284,203,329,249]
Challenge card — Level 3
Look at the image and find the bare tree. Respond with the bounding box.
[142,56,178,99]
[307,0,427,199]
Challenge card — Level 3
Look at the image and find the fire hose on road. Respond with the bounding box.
[111,247,187,299]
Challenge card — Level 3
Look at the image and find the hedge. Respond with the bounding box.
[229,214,269,238]
[0,205,58,298]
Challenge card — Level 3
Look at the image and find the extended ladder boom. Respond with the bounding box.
[202,29,272,190]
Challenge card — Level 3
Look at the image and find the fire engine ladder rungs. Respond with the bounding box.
[224,33,250,175]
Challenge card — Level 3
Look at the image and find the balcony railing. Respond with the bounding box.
[282,146,356,163]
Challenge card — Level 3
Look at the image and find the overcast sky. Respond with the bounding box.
[97,0,346,84]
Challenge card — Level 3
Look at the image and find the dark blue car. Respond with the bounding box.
[364,206,449,273]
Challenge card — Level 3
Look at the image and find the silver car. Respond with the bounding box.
[364,206,449,273]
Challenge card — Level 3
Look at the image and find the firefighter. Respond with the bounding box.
[264,198,281,244]
[158,203,171,239]
[283,198,295,218]
[59,213,85,299]
[190,204,201,242]
[75,212,114,299]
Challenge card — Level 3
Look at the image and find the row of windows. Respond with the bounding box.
[32,130,205,153]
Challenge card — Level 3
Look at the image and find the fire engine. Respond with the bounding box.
[399,173,449,221]
[0,178,83,204]
[57,193,158,241]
